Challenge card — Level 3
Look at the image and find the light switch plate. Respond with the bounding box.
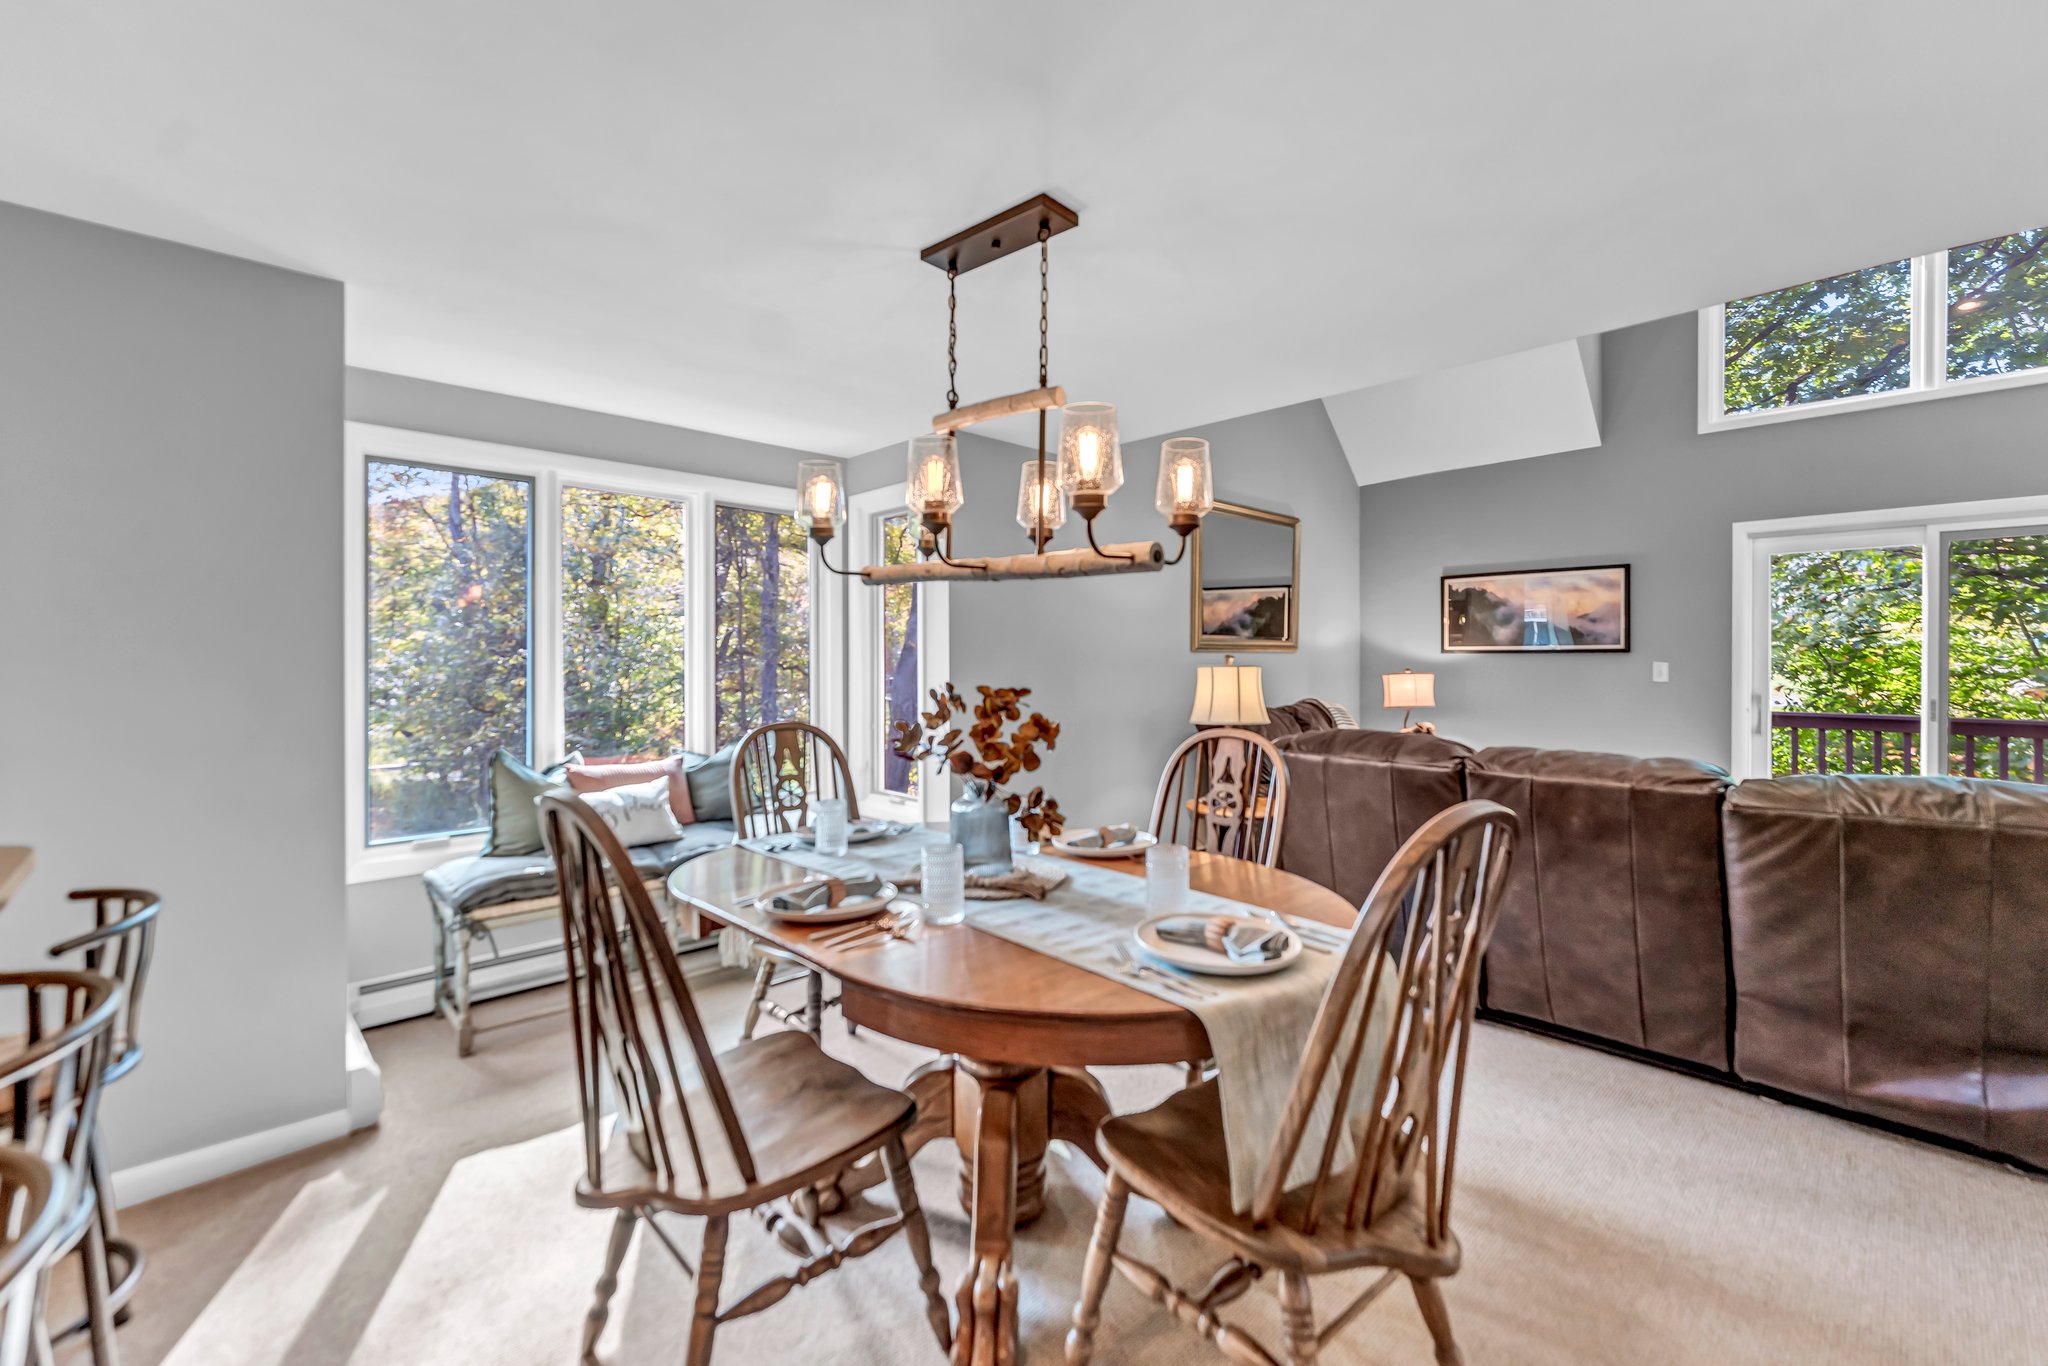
[1652,661,1670,683]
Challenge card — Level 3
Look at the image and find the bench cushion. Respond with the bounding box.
[426,821,737,918]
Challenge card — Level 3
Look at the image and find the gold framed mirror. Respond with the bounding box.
[1189,500,1300,652]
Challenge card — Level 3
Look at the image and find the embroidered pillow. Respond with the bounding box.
[580,776,685,848]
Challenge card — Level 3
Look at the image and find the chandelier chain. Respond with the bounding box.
[945,265,959,411]
[1038,223,1050,388]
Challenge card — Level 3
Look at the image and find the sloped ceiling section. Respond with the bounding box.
[1321,338,1603,488]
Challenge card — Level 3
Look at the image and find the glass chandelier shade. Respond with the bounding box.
[794,459,845,534]
[904,434,964,516]
[1015,461,1067,538]
[1057,402,1123,496]
[1155,437,1216,520]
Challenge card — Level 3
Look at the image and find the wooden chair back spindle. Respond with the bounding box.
[540,794,754,1204]
[1150,727,1290,866]
[730,722,857,841]
[49,890,159,1085]
[1249,801,1517,1242]
[0,974,120,1231]
[0,1146,64,1366]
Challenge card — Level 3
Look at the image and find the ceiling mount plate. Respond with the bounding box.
[921,193,1080,274]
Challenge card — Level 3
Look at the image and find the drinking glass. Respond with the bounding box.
[813,798,849,857]
[1147,842,1190,914]
[922,842,968,926]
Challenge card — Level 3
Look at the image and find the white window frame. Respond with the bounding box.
[844,485,951,823]
[1700,246,2048,433]
[1729,492,2048,780]
[344,422,841,883]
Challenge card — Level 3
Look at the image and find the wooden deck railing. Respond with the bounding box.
[1771,711,2048,783]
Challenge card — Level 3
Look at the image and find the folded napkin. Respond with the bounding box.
[896,858,1070,902]
[1065,822,1140,850]
[767,874,883,912]
[1156,915,1290,962]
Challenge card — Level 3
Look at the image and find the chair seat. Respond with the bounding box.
[584,1031,912,1215]
[1099,1079,1459,1279]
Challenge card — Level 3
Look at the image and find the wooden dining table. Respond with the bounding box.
[667,838,1354,1365]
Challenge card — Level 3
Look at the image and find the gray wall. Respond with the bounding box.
[853,403,1363,826]
[0,202,346,1169]
[343,370,833,987]
[1359,312,2048,766]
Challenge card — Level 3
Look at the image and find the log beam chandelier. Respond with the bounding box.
[794,194,1218,585]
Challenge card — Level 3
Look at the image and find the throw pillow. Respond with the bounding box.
[566,757,696,824]
[482,749,582,857]
[683,744,738,823]
[580,775,686,848]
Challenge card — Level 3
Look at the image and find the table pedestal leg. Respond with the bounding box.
[856,1054,1111,1364]
[953,1058,1031,1366]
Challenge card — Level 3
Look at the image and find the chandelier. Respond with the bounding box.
[794,194,1218,584]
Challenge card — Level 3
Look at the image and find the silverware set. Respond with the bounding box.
[1256,911,1346,955]
[1110,944,1219,1000]
[812,907,918,952]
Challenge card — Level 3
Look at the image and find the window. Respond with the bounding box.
[844,487,949,819]
[878,514,921,798]
[346,424,839,881]
[561,488,687,759]
[364,462,532,843]
[1701,226,2048,431]
[712,504,812,748]
[1733,496,2048,783]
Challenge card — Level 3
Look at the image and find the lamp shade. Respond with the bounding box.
[1191,654,1270,726]
[794,458,844,533]
[1381,670,1436,710]
[905,434,964,516]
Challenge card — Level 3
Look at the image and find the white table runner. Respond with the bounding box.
[740,830,1392,1212]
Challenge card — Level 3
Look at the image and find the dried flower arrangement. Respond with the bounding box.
[890,683,1065,840]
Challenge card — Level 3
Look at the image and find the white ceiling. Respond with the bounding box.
[3,3,2044,462]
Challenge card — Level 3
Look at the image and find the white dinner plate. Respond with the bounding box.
[1049,830,1158,860]
[1133,913,1302,978]
[756,881,898,924]
[795,819,896,846]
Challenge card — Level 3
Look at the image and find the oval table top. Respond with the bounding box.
[666,842,1355,1069]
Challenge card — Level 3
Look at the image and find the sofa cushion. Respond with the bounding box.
[567,756,697,824]
[426,820,736,918]
[1467,746,1732,1071]
[1724,775,2048,1166]
[1270,728,1474,913]
[1245,698,1346,742]
[482,749,582,857]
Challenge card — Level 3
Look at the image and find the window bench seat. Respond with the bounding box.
[423,820,737,1055]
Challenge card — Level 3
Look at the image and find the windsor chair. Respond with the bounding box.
[1067,800,1518,1366]
[729,721,859,1042]
[1151,727,1290,868]
[538,793,950,1366]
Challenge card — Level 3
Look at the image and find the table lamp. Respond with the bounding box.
[1191,654,1270,727]
[1382,669,1436,733]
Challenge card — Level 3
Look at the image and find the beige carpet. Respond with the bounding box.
[76,971,2048,1365]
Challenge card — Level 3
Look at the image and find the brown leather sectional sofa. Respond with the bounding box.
[1269,720,2048,1172]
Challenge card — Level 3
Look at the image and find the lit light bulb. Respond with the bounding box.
[1077,430,1101,483]
[1175,460,1196,507]
[808,478,834,520]
[924,459,946,503]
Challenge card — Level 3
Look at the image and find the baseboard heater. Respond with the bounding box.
[352,934,721,1029]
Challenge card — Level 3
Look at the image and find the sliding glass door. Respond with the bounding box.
[1739,505,2048,783]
